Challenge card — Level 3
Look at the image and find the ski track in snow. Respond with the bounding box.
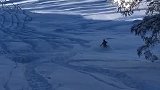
[52,55,145,90]
[0,15,93,90]
[25,63,52,90]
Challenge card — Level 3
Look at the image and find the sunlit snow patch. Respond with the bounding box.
[83,10,146,21]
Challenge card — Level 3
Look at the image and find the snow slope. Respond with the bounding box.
[0,0,160,90]
[17,0,145,20]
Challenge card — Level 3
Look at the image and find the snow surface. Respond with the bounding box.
[0,0,160,90]
[19,0,146,21]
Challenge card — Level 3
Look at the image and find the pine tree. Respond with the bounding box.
[113,0,160,61]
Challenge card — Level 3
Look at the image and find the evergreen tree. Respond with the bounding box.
[112,0,160,61]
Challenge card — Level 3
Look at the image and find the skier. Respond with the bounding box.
[100,39,108,48]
